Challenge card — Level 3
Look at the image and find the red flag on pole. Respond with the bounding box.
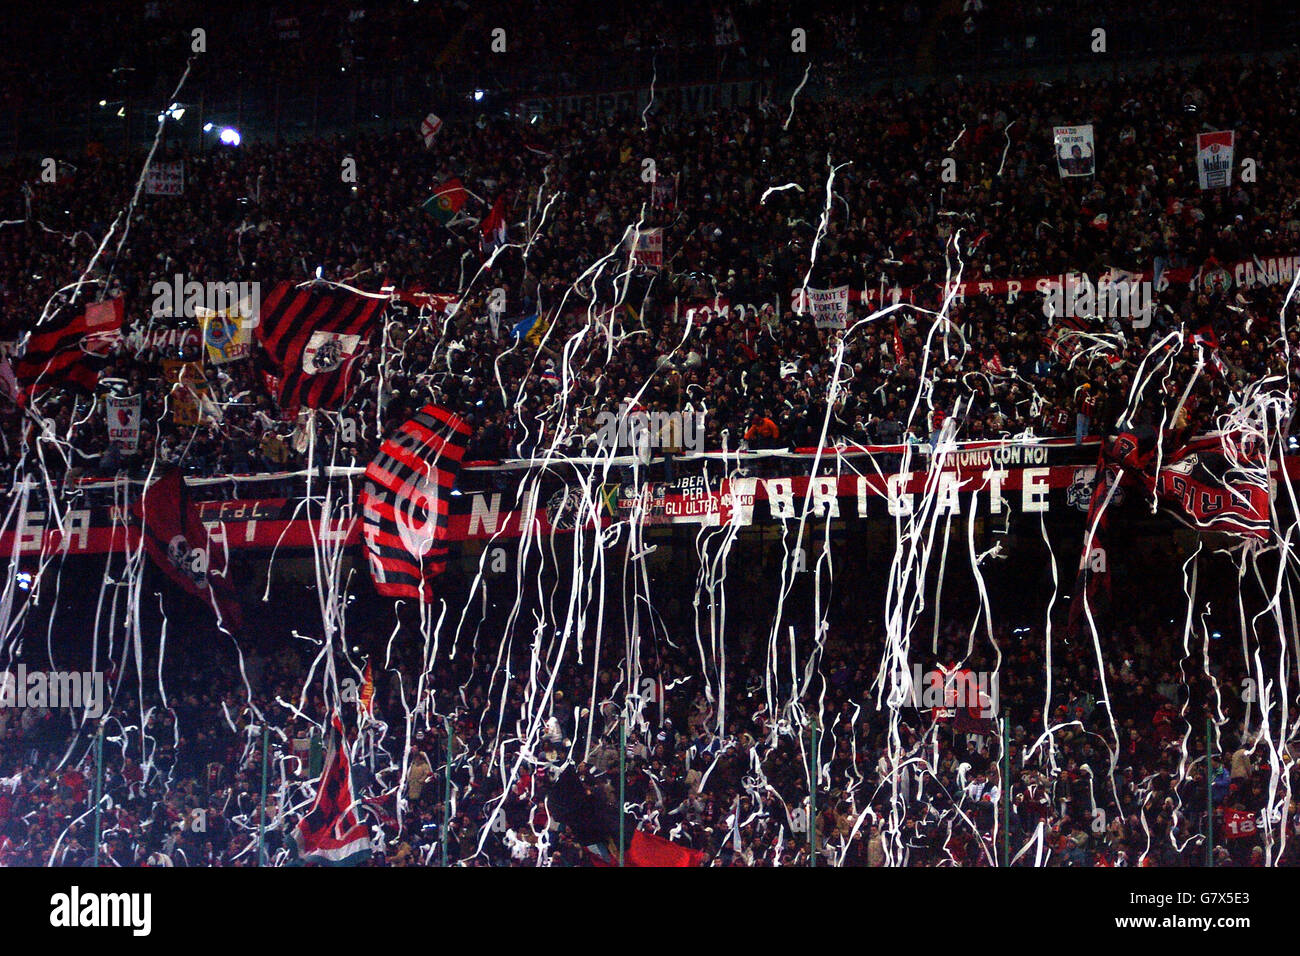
[134,469,243,633]
[481,196,507,251]
[293,713,373,865]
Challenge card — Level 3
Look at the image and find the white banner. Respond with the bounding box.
[145,161,185,196]
[106,394,142,452]
[421,112,443,148]
[631,228,663,269]
[793,286,850,329]
[1053,125,1095,178]
[1197,130,1234,190]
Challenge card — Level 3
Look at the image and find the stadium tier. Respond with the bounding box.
[1,2,1298,895]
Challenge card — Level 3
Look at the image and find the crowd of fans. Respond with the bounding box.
[0,558,1293,867]
[2,10,1299,868]
[5,49,1300,481]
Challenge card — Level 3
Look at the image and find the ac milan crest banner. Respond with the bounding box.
[255,282,386,412]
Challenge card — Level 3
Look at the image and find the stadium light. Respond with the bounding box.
[203,122,214,132]
[474,90,485,102]
[219,127,242,146]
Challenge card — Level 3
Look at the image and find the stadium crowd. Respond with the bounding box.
[2,3,1299,869]
[0,570,1292,867]
[4,47,1300,481]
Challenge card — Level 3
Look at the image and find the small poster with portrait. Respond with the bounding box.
[1054,125,1095,178]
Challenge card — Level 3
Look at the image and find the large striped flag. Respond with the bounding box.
[255,282,386,412]
[293,713,373,866]
[360,405,471,600]
[14,297,124,397]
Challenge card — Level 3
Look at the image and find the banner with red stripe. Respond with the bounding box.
[14,297,124,397]
[293,713,373,865]
[360,405,472,600]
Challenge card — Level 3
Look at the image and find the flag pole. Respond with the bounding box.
[619,711,626,867]
[92,724,104,867]
[443,716,452,868]
[1002,716,1011,867]
[257,723,269,867]
[1206,717,1214,868]
[809,719,817,868]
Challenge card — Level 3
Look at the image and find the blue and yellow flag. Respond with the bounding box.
[510,313,549,346]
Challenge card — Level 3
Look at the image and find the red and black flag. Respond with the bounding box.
[1106,426,1269,536]
[14,297,124,398]
[1067,427,1158,638]
[133,469,243,633]
[293,713,373,866]
[255,282,386,412]
[1187,321,1219,351]
[1150,433,1269,538]
[360,404,471,600]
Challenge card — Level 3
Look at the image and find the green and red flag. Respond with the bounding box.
[422,178,468,225]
